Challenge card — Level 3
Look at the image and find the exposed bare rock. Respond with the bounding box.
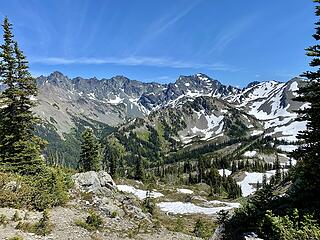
[72,171,116,195]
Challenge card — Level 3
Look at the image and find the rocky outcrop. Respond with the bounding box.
[72,171,116,195]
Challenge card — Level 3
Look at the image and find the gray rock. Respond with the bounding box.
[72,171,116,194]
[98,171,116,189]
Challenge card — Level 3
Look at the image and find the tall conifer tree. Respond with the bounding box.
[79,128,101,172]
[292,0,320,209]
[0,17,45,174]
[103,143,119,178]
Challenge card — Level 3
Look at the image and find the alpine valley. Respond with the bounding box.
[2,1,320,239]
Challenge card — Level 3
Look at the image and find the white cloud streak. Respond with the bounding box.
[132,0,202,54]
[30,55,239,72]
[208,13,259,54]
[149,1,201,38]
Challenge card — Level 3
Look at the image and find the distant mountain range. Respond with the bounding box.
[31,71,306,144]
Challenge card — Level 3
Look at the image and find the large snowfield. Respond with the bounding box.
[157,200,240,215]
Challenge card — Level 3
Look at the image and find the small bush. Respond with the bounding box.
[33,209,52,236]
[143,194,156,215]
[15,221,33,232]
[193,218,212,239]
[23,212,29,220]
[174,217,185,232]
[0,167,71,210]
[12,211,21,221]
[111,211,118,218]
[15,209,52,236]
[75,210,103,231]
[7,236,24,240]
[31,168,70,210]
[0,214,8,226]
[262,209,320,240]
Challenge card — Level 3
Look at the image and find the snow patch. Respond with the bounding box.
[177,188,193,194]
[218,169,232,177]
[107,96,124,104]
[157,201,240,215]
[117,185,163,200]
[243,150,257,157]
[251,130,263,136]
[277,145,299,152]
[238,170,288,197]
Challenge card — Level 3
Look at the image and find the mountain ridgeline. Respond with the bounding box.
[17,71,305,168]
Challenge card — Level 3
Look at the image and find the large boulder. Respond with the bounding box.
[72,171,116,195]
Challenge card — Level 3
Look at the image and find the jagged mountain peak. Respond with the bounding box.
[27,71,308,143]
[176,73,214,83]
[246,81,260,89]
[49,71,66,78]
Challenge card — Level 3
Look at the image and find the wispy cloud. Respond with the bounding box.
[133,0,202,54]
[148,1,201,38]
[208,13,259,54]
[30,55,239,72]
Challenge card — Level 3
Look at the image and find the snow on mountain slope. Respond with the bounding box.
[238,170,289,197]
[176,97,262,144]
[227,77,307,142]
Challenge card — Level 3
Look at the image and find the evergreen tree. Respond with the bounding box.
[79,128,101,172]
[256,181,260,191]
[135,155,145,181]
[262,173,267,188]
[291,0,320,210]
[103,143,119,178]
[231,161,237,173]
[0,18,46,174]
[197,157,205,183]
[274,155,281,183]
[208,167,221,195]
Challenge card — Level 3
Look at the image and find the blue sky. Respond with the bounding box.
[0,0,315,87]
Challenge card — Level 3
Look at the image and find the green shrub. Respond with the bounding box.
[0,214,8,226]
[23,212,29,220]
[143,194,156,215]
[33,209,52,236]
[174,217,185,232]
[7,236,24,240]
[111,211,118,218]
[15,209,52,236]
[75,210,103,231]
[262,209,320,240]
[12,211,21,221]
[193,218,211,239]
[15,221,33,232]
[0,167,71,210]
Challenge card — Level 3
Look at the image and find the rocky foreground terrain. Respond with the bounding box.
[0,169,276,240]
[0,171,208,240]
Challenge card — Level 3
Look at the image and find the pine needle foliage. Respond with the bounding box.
[79,127,101,172]
[0,17,46,175]
[291,0,320,211]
